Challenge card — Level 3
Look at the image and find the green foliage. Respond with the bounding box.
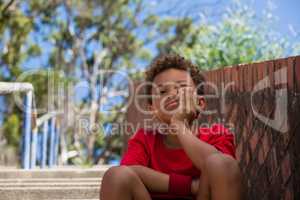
[172,4,300,70]
[0,0,165,165]
[3,114,20,148]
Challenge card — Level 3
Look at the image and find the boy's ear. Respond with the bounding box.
[194,96,206,119]
[198,96,206,111]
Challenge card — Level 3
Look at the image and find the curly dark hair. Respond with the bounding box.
[145,54,205,104]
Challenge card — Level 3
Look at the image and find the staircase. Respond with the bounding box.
[0,166,110,200]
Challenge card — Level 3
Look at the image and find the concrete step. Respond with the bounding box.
[0,181,101,187]
[0,186,99,200]
[0,166,111,200]
[0,178,101,183]
[0,166,110,179]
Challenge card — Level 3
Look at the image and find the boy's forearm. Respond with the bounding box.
[127,165,193,196]
[127,165,169,193]
[173,120,219,170]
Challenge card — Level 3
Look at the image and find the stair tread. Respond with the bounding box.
[0,178,102,182]
[0,167,110,199]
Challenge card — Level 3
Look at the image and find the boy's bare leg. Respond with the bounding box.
[196,153,242,200]
[100,166,151,200]
[196,167,210,200]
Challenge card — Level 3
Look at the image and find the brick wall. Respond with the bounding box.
[124,56,300,199]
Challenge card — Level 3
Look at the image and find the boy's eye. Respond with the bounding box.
[159,90,166,94]
[180,84,188,88]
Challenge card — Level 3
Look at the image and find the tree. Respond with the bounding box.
[0,0,192,165]
[171,2,300,70]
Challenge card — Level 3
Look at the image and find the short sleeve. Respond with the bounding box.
[120,128,150,166]
[208,124,236,159]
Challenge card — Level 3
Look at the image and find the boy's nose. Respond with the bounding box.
[169,88,178,96]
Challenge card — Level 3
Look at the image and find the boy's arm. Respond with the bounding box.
[121,129,195,196]
[128,165,169,192]
[171,88,235,171]
[172,120,234,171]
[127,165,194,195]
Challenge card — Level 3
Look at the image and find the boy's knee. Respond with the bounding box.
[204,153,241,182]
[102,166,138,187]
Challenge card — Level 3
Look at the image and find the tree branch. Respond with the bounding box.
[1,0,15,15]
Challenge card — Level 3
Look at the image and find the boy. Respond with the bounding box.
[100,54,242,200]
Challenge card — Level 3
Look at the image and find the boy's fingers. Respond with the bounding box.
[179,88,185,113]
[192,90,198,112]
[185,88,191,114]
[189,88,194,111]
[183,88,187,114]
[188,88,197,117]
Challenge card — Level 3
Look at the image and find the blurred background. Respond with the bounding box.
[0,0,299,167]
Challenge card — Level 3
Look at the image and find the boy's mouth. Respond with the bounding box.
[165,98,179,109]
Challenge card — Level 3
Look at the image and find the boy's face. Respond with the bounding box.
[149,68,204,124]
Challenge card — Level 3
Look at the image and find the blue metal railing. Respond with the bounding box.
[22,91,33,169]
[24,112,61,169]
[0,82,61,169]
[20,88,60,169]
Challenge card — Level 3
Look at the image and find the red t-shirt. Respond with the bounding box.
[120,124,236,200]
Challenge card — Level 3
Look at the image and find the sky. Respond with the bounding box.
[149,0,300,40]
[250,0,300,36]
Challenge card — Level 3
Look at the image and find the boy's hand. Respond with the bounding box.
[191,178,200,195]
[170,87,198,124]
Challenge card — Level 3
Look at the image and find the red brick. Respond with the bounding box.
[242,124,248,142]
[273,58,282,87]
[243,65,248,91]
[220,69,224,90]
[249,132,259,153]
[281,153,291,184]
[270,147,279,177]
[236,142,243,162]
[253,63,265,97]
[249,64,253,91]
[224,69,228,91]
[224,68,229,85]
[277,58,288,89]
[245,145,251,166]
[207,72,212,93]
[262,132,270,158]
[295,56,300,92]
[282,127,291,148]
[262,61,268,89]
[232,67,238,92]
[258,144,265,165]
[252,64,258,91]
[224,68,230,92]
[284,189,293,200]
[239,66,244,92]
[211,71,215,94]
[287,57,295,91]
[247,113,253,136]
[241,66,246,92]
[257,62,265,82]
[236,66,240,92]
[243,65,247,91]
[228,68,234,93]
[268,61,275,91]
[216,69,220,90]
